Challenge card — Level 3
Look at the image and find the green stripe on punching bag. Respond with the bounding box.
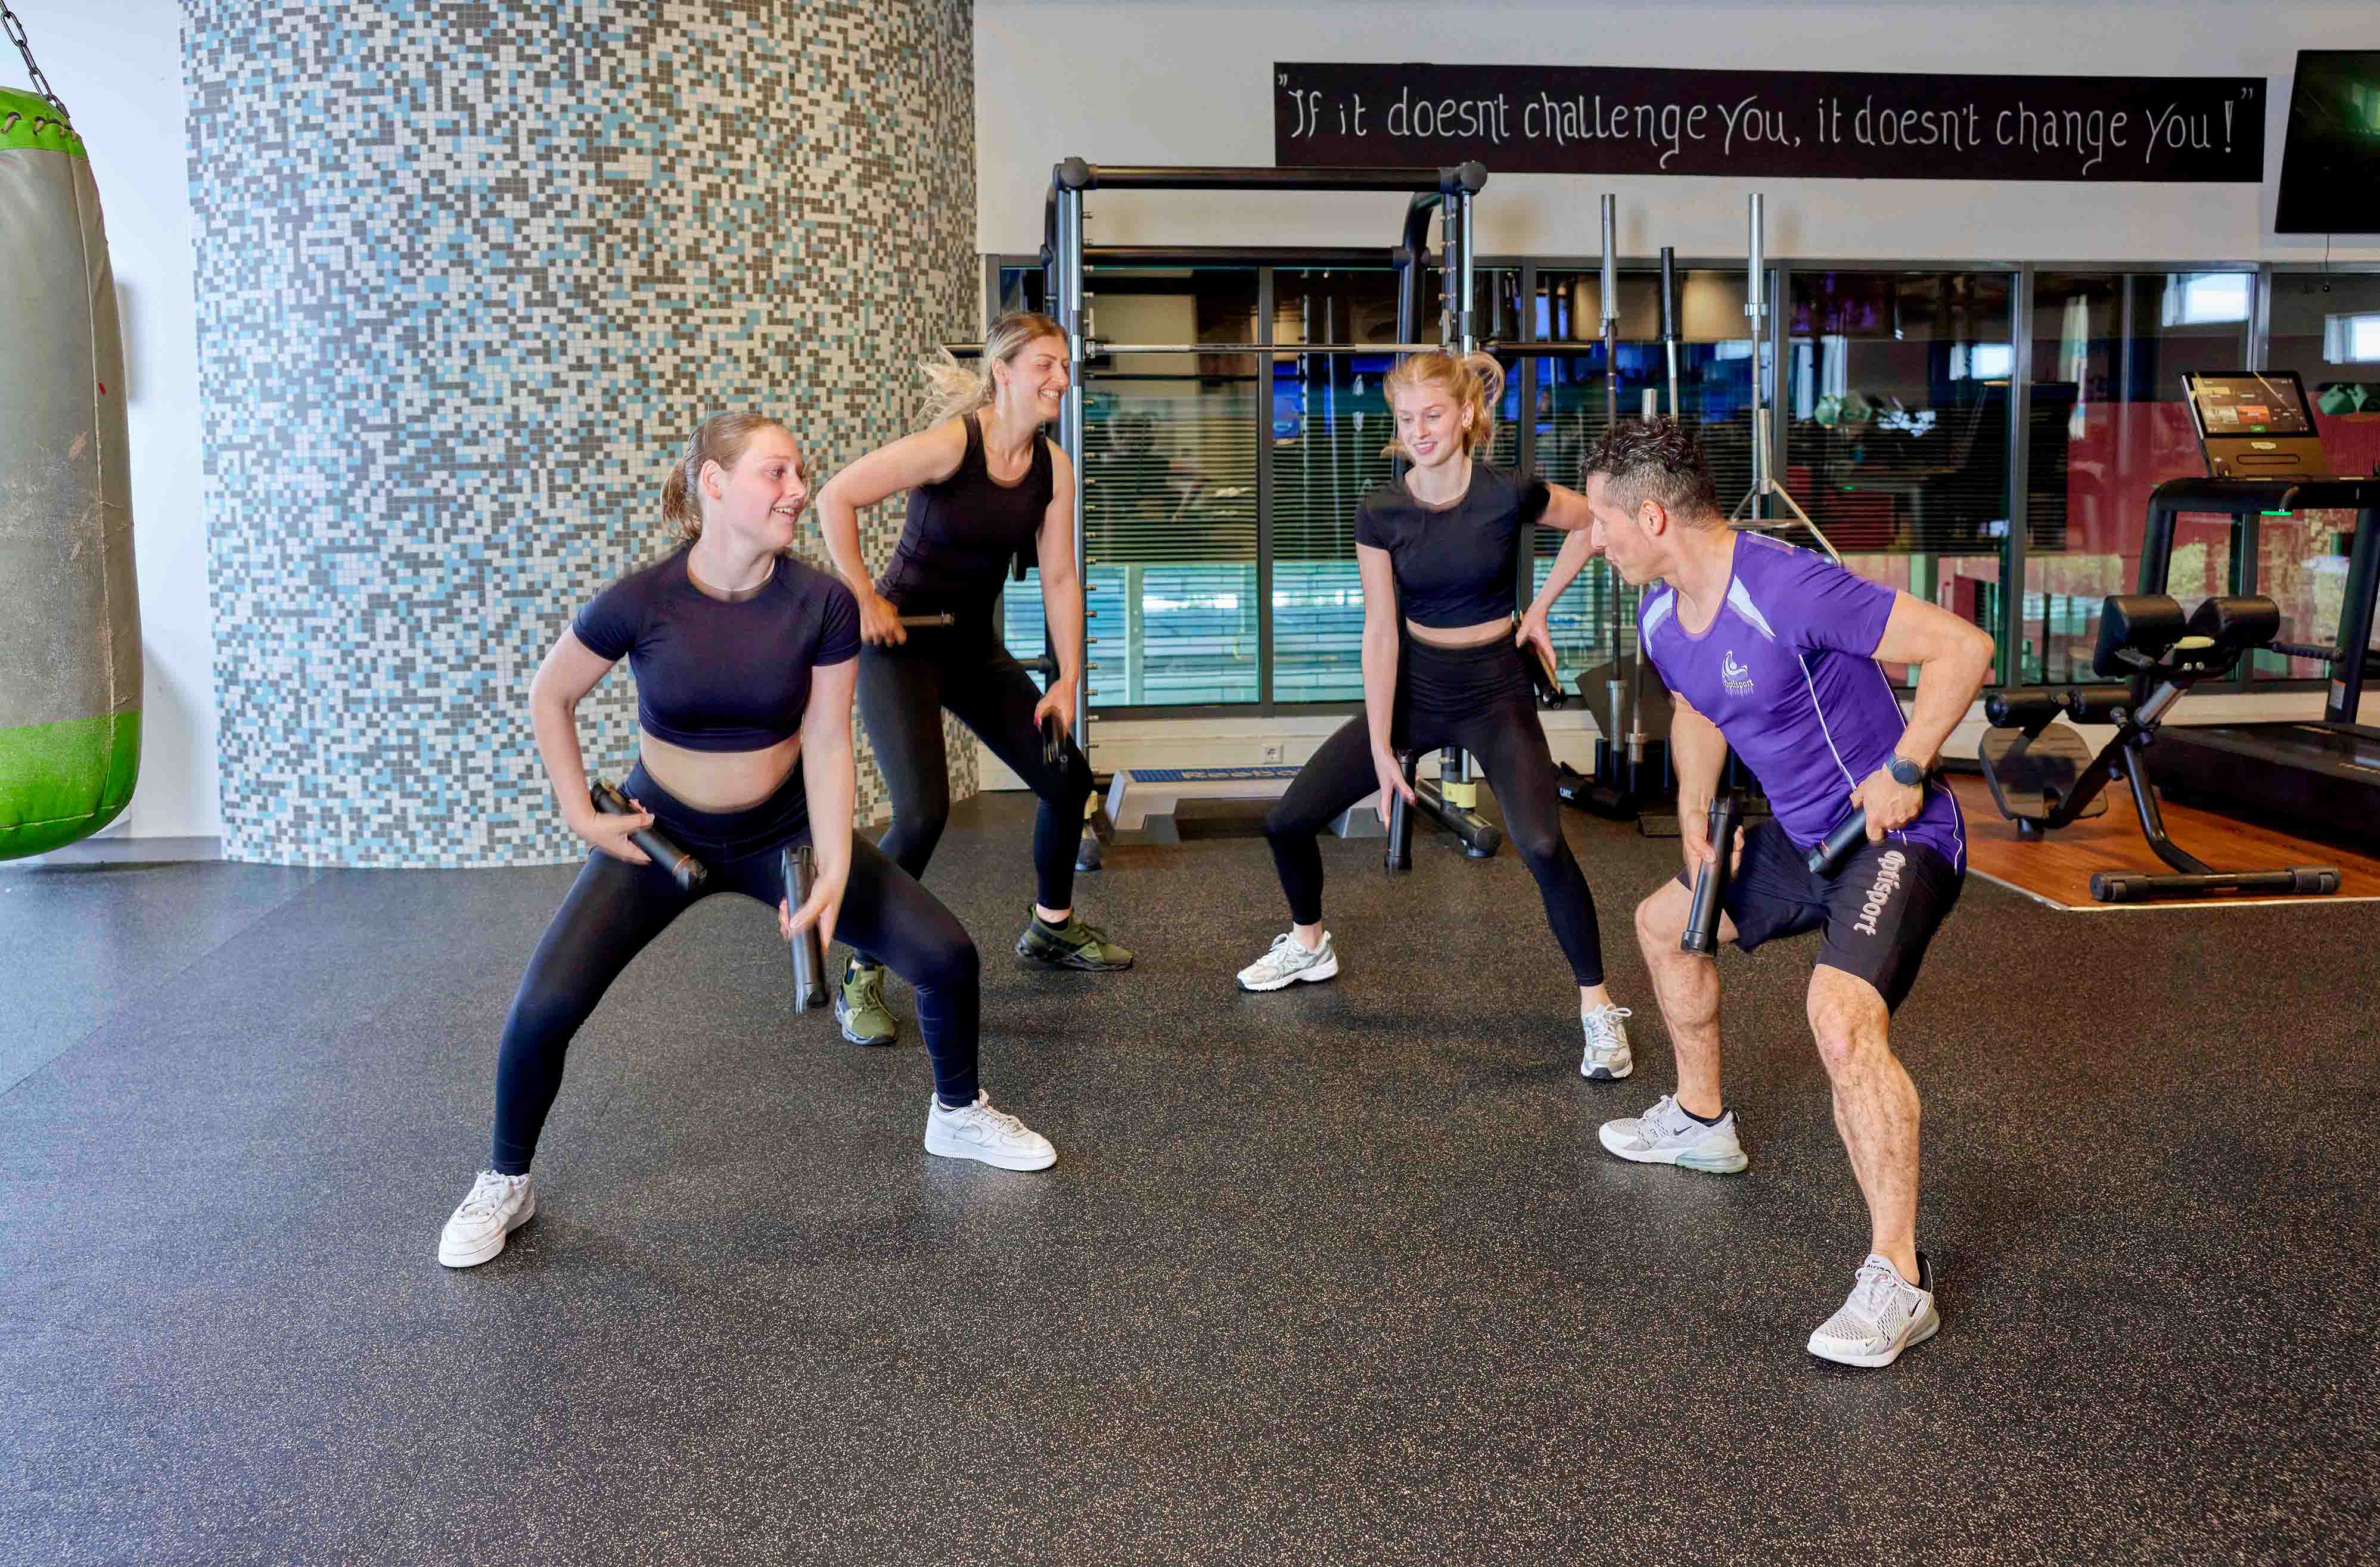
[0,86,141,860]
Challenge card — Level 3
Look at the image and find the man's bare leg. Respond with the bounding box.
[1807,963,1920,1284]
[1633,879,1732,1120]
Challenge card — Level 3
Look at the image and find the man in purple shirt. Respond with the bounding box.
[1583,421,1996,1369]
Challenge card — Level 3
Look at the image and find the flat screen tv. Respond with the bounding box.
[2275,51,2380,234]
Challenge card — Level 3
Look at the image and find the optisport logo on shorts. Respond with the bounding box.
[1853,849,1907,937]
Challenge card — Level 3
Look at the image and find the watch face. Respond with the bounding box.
[1888,757,1925,786]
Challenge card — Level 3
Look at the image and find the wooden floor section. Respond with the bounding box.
[1946,774,2380,910]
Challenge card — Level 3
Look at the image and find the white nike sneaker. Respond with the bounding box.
[1597,1093,1749,1174]
[438,1170,536,1268]
[1580,1005,1633,1080]
[1807,1252,1940,1369]
[924,1094,1057,1171]
[1236,929,1339,992]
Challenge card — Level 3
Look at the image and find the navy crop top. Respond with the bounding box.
[875,411,1055,618]
[1353,462,1552,628]
[571,547,860,751]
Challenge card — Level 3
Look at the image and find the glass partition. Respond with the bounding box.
[2020,271,2252,682]
[1785,270,2014,683]
[1526,266,1763,690]
[1269,268,1408,704]
[2255,271,2380,683]
[999,266,1260,706]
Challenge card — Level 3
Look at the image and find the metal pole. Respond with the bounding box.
[1447,194,1466,352]
[1746,194,1769,503]
[1660,245,1681,418]
[1599,195,1627,780]
[1060,182,1088,742]
[2003,264,2034,688]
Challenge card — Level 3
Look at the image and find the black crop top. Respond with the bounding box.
[1353,462,1552,628]
[571,547,860,752]
[875,411,1055,618]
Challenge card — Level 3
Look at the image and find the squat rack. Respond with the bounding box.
[952,168,1838,860]
[1039,158,1491,749]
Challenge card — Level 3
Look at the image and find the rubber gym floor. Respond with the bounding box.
[5,794,2373,1566]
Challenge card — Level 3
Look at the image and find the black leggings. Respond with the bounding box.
[489,763,980,1174]
[856,621,1093,911]
[1264,637,1606,986]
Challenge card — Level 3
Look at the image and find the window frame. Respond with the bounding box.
[985,252,2380,712]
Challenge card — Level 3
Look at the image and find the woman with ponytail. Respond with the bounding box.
[435,413,1056,1270]
[1234,351,1639,1082]
[813,312,1130,1050]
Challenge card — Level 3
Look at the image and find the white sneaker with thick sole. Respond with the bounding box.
[1807,1252,1940,1369]
[1597,1093,1749,1174]
[1580,1005,1633,1080]
[1236,930,1338,992]
[924,1094,1057,1171]
[438,1170,536,1268]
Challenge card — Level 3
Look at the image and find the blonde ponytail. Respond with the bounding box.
[1379,349,1503,461]
[921,310,1066,429]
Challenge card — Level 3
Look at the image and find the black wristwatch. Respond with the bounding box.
[1885,754,1927,787]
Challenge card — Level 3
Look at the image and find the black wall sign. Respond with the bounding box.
[1276,63,2264,182]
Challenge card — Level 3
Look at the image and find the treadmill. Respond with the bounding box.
[2134,370,2380,850]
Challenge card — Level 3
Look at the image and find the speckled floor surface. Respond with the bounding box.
[5,795,2374,1566]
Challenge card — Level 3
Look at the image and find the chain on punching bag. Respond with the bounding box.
[1,5,141,859]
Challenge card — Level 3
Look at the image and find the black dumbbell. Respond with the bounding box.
[781,844,827,1013]
[591,779,706,891]
[1807,808,1871,876]
[1681,792,1743,955]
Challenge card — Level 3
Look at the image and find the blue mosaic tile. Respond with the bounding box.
[187,0,980,866]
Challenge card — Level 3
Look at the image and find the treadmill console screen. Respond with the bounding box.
[2184,372,2316,437]
[2180,371,2329,477]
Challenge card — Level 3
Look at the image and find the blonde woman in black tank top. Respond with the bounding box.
[815,313,1133,1046]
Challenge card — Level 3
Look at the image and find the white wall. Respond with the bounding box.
[977,1,2380,263]
[10,1,217,841]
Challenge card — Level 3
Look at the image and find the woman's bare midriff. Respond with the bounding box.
[1405,616,1510,649]
[638,730,802,812]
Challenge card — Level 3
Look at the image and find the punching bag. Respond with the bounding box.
[1,85,140,859]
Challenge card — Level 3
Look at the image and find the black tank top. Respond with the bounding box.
[875,411,1055,619]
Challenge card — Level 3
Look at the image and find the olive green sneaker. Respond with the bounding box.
[1014,912,1135,972]
[834,957,898,1046]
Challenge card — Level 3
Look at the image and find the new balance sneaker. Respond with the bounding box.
[1580,1005,1634,1080]
[923,1094,1057,1171]
[1015,912,1135,971]
[1597,1093,1749,1174]
[437,1170,536,1268]
[1236,929,1338,992]
[1807,1252,1940,1369]
[834,957,898,1046]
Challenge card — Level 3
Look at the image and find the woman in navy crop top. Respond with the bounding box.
[1234,351,1639,1081]
[435,413,1057,1271]
[815,310,1133,1044]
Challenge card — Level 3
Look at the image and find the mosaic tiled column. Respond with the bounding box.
[187,1,978,866]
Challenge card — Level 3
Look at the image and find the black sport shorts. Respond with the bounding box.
[1674,820,1963,1011]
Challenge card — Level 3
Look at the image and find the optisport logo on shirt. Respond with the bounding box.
[1853,849,1907,937]
[1722,651,1754,696]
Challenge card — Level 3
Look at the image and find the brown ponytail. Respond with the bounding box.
[660,412,791,543]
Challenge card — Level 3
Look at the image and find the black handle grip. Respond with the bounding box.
[896,613,955,628]
[1658,246,1678,344]
[1041,711,1065,770]
[1682,792,1742,955]
[590,779,706,890]
[781,845,827,1013]
[1807,809,1870,876]
[1514,618,1567,707]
